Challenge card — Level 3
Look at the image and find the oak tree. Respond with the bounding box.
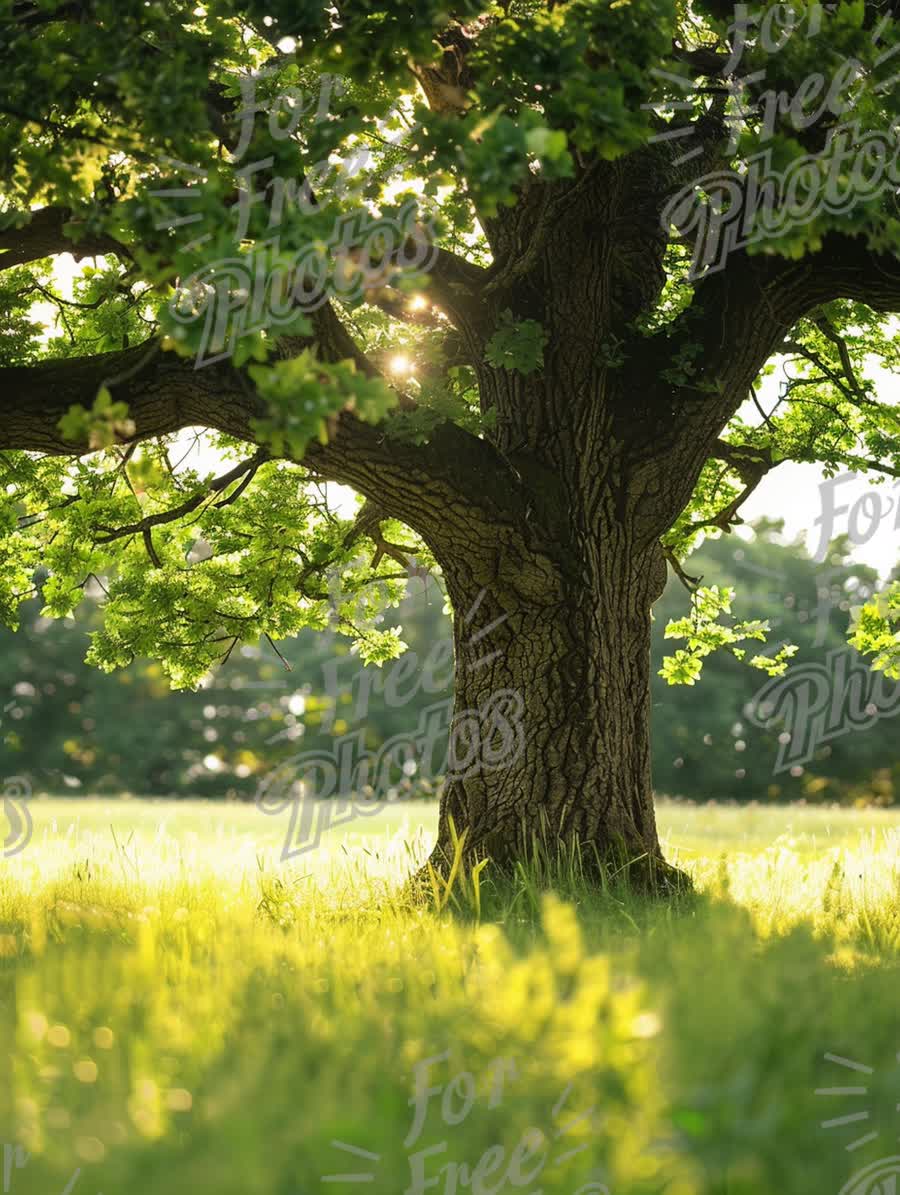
[1,0,899,885]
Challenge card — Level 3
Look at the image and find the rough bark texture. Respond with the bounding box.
[428,532,671,882]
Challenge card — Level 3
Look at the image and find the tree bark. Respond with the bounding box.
[414,412,685,890]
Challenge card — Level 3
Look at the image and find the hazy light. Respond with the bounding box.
[408,295,428,311]
[276,35,297,53]
[389,354,412,376]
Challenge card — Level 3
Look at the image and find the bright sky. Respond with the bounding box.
[739,462,899,578]
[739,353,900,580]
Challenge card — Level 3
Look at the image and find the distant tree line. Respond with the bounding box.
[1,522,896,806]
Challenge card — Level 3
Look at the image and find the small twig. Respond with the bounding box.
[94,451,265,544]
[749,383,776,431]
[142,528,162,567]
[664,546,703,593]
[264,633,292,672]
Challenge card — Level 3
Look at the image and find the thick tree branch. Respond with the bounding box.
[0,205,128,272]
[622,234,899,539]
[9,2,83,29]
[0,304,546,594]
[710,439,776,476]
[670,43,730,77]
[680,234,900,429]
[420,245,490,338]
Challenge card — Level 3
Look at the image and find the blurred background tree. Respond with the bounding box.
[651,521,898,806]
[1,521,896,806]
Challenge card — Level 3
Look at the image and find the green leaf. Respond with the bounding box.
[484,310,548,375]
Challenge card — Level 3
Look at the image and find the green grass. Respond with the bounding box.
[0,798,898,1195]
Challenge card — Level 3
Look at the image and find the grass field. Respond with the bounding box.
[0,798,898,1195]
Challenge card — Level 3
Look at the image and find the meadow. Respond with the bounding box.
[0,797,898,1195]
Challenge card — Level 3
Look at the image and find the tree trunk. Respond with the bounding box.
[423,524,688,892]
[399,160,699,891]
